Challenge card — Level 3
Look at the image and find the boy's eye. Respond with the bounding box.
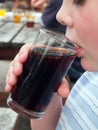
[74,0,85,5]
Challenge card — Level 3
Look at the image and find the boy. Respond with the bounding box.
[5,0,98,129]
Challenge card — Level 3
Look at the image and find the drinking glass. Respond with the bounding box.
[7,29,78,119]
[13,9,22,23]
[26,11,35,28]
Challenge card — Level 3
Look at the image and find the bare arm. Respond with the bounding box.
[31,0,49,7]
[12,0,20,9]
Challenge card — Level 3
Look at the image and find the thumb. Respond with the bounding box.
[57,78,70,98]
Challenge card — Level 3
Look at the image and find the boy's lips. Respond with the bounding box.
[75,47,82,57]
[65,36,82,57]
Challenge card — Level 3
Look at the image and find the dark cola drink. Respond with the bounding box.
[7,46,76,119]
[26,20,34,28]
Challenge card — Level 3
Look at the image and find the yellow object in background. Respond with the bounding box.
[13,9,22,23]
[13,14,21,23]
[0,9,6,17]
[0,3,6,17]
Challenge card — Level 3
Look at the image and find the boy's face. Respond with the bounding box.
[56,0,98,72]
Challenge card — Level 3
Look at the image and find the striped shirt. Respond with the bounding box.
[56,71,98,130]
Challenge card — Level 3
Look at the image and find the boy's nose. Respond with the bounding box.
[56,7,73,27]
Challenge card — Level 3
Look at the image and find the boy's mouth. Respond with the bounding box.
[75,47,82,57]
[65,36,81,56]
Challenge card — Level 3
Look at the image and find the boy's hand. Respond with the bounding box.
[5,43,70,99]
[5,44,33,92]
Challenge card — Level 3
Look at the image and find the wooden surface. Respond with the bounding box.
[0,11,41,130]
[0,47,19,60]
[0,108,31,130]
[0,21,41,60]
[0,22,25,44]
[0,108,18,130]
[12,26,39,46]
[0,60,11,107]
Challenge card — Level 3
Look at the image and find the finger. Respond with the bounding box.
[6,71,17,86]
[5,70,17,93]
[5,55,23,90]
[12,43,32,75]
[5,60,20,92]
[18,43,33,63]
[5,61,21,93]
[12,59,23,76]
[57,78,70,98]
[5,84,13,92]
[5,44,33,92]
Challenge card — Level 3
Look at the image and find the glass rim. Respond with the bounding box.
[40,28,79,50]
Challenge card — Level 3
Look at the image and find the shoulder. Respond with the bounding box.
[70,71,98,98]
[56,71,98,130]
[76,71,98,86]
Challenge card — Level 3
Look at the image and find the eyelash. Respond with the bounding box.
[74,0,85,5]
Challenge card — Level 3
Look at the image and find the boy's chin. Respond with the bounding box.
[81,60,96,72]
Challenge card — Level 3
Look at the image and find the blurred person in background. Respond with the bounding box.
[31,0,66,33]
[12,0,31,9]
[3,0,31,10]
